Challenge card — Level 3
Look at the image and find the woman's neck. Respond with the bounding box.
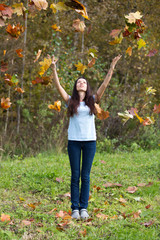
[79,91,86,102]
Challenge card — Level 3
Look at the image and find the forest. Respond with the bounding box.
[0,0,160,158]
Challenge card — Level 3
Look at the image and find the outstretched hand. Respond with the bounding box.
[110,54,122,69]
[47,54,58,69]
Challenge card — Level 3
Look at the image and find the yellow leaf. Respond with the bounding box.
[3,50,6,56]
[51,24,62,32]
[38,58,52,76]
[33,0,48,11]
[50,2,68,13]
[12,3,24,16]
[109,34,123,45]
[74,62,87,74]
[48,101,61,112]
[134,111,144,123]
[34,49,42,63]
[137,39,146,49]
[126,46,132,56]
[146,86,156,95]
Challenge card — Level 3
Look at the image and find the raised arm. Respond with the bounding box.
[51,56,70,103]
[95,54,121,103]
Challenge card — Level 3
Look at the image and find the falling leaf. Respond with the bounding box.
[95,103,109,120]
[4,74,19,86]
[125,11,143,24]
[3,50,6,56]
[88,58,96,68]
[109,29,122,38]
[126,46,132,56]
[38,58,52,76]
[16,49,23,57]
[126,186,138,193]
[65,0,89,20]
[48,100,61,112]
[1,97,11,109]
[74,62,87,74]
[1,213,11,222]
[153,104,160,114]
[15,87,25,93]
[72,19,86,32]
[134,111,144,123]
[109,35,123,45]
[88,48,98,58]
[51,24,62,32]
[34,49,42,62]
[147,49,158,57]
[146,86,156,95]
[50,2,68,13]
[128,108,138,116]
[6,23,24,39]
[143,117,155,126]
[118,110,133,124]
[32,0,48,10]
[1,61,8,72]
[12,3,24,16]
[137,38,146,49]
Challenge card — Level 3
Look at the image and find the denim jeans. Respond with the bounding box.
[67,140,96,210]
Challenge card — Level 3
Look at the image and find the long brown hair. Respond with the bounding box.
[68,77,96,117]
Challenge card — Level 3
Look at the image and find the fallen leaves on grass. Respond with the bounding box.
[103,182,122,188]
[126,186,138,193]
[1,213,11,222]
[140,220,154,227]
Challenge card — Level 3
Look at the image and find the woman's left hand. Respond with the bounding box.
[110,54,122,69]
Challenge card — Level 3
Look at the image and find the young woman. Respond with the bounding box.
[51,54,121,219]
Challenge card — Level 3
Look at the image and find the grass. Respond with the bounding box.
[0,149,160,240]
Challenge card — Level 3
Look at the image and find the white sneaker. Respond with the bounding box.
[80,209,89,219]
[71,210,80,219]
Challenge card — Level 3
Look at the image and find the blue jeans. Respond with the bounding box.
[67,140,96,210]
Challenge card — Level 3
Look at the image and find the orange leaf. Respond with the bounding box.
[96,213,108,220]
[15,87,25,93]
[51,24,62,32]
[28,203,36,210]
[134,110,144,123]
[1,61,8,72]
[153,104,160,114]
[126,46,132,56]
[16,49,23,57]
[79,229,87,237]
[65,0,89,20]
[1,213,11,222]
[48,100,61,112]
[88,58,96,68]
[95,103,109,120]
[1,97,11,109]
[6,23,24,39]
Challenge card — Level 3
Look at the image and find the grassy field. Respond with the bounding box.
[0,150,160,240]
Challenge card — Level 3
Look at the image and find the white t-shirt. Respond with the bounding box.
[68,100,96,141]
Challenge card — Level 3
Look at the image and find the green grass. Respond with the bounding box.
[0,150,160,240]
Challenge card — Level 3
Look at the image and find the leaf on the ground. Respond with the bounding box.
[48,208,57,214]
[28,203,36,210]
[103,182,122,188]
[119,198,127,203]
[96,213,108,220]
[48,100,61,112]
[16,49,23,57]
[74,62,87,74]
[65,0,89,20]
[1,97,11,109]
[125,11,143,24]
[126,46,132,56]
[100,160,106,164]
[153,104,160,114]
[1,213,11,222]
[51,24,62,32]
[21,220,32,226]
[95,103,109,120]
[1,61,8,72]
[79,229,87,237]
[137,38,146,49]
[109,29,122,38]
[63,192,71,198]
[6,23,24,39]
[56,177,63,183]
[56,210,71,220]
[126,186,138,193]
[133,210,141,219]
[145,182,153,187]
[93,185,101,191]
[34,49,42,63]
[145,204,151,209]
[32,0,48,10]
[110,215,118,220]
[147,49,158,57]
[72,19,86,32]
[140,220,154,227]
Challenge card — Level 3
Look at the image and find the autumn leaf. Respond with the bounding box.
[153,104,160,114]
[72,19,86,32]
[94,103,109,120]
[1,97,12,109]
[6,23,24,39]
[74,62,87,74]
[16,49,23,57]
[128,107,138,116]
[109,34,123,45]
[65,0,89,20]
[79,229,87,237]
[140,220,154,227]
[0,4,13,22]
[21,220,32,226]
[146,86,156,95]
[56,210,71,219]
[1,61,8,72]
[12,3,24,16]
[147,49,158,57]
[15,87,25,93]
[1,213,11,222]
[3,50,6,56]
[143,117,155,126]
[56,177,63,183]
[34,49,42,62]
[4,74,19,86]
[126,186,138,193]
[48,100,61,112]
[126,46,132,56]
[88,58,96,68]
[125,11,143,24]
[38,58,52,75]
[137,38,146,49]
[51,24,62,32]
[32,0,48,10]
[145,204,151,209]
[50,2,68,13]
[103,182,122,188]
[96,213,108,220]
[88,48,98,58]
[134,111,144,123]
[109,29,122,38]
[118,110,133,124]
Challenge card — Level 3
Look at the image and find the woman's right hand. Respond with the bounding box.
[51,55,58,70]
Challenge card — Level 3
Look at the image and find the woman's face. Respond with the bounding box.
[76,78,87,92]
